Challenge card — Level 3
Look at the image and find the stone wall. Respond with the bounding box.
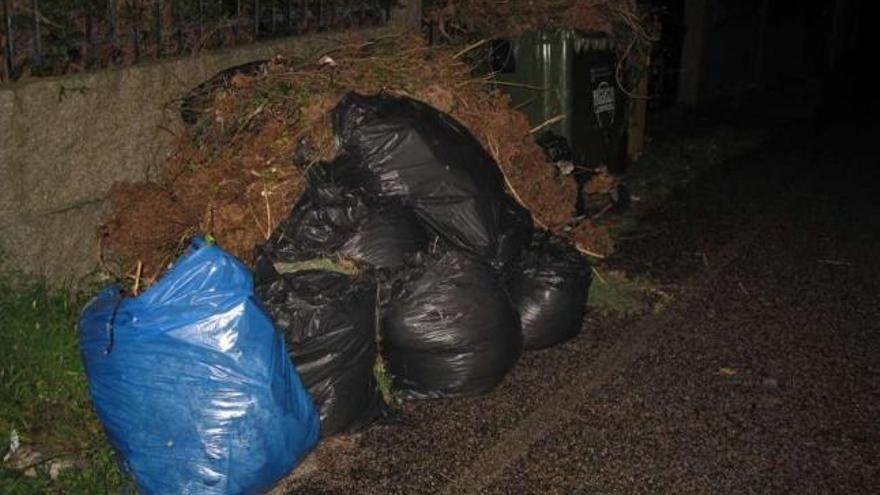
[0,2,420,288]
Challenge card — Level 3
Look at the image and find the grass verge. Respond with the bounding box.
[588,269,653,316]
[628,125,769,206]
[0,276,129,494]
[588,121,771,316]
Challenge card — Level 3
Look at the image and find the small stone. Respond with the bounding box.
[5,445,42,476]
[3,428,20,463]
[48,458,76,480]
[717,367,737,377]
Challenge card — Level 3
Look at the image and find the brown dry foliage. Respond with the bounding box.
[102,183,199,281]
[572,220,616,259]
[103,33,611,283]
[424,0,616,40]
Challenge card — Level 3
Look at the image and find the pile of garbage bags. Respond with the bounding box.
[80,93,592,494]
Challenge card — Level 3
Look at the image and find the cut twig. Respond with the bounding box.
[456,75,550,91]
[817,259,853,266]
[146,254,172,288]
[528,113,567,135]
[513,96,538,111]
[590,202,615,221]
[263,186,273,240]
[484,79,550,91]
[233,102,267,137]
[132,261,143,296]
[591,266,607,284]
[575,243,606,259]
[157,124,178,138]
[453,38,489,59]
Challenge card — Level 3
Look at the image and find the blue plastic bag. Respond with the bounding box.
[80,238,320,494]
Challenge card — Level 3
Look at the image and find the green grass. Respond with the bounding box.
[273,257,360,276]
[373,355,399,409]
[626,126,767,209]
[588,269,651,316]
[372,284,400,409]
[589,121,772,316]
[0,277,130,494]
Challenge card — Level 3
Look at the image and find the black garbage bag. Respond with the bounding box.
[261,159,427,270]
[494,194,535,271]
[263,181,366,261]
[339,203,427,269]
[382,246,522,399]
[179,60,267,124]
[256,268,383,436]
[535,130,573,163]
[504,233,592,350]
[331,92,533,268]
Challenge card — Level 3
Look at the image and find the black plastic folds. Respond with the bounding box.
[536,130,573,163]
[504,233,592,350]
[256,269,383,437]
[261,160,427,270]
[331,92,533,269]
[179,60,267,124]
[382,246,522,399]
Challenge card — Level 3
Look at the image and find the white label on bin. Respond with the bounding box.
[593,82,616,116]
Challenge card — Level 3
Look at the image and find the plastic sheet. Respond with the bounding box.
[256,269,384,436]
[80,238,319,495]
[494,194,536,271]
[331,92,533,268]
[382,245,522,399]
[504,232,592,349]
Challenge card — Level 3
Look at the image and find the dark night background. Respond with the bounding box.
[2,0,878,493]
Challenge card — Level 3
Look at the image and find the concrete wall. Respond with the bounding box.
[0,1,420,288]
